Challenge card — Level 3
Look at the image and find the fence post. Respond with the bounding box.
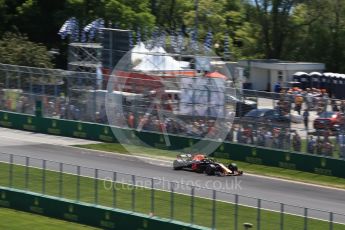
[94,169,98,205]
[257,199,261,230]
[190,186,195,225]
[235,194,239,230]
[170,182,175,220]
[131,175,136,212]
[76,166,80,201]
[212,190,216,230]
[329,212,333,230]
[304,208,308,230]
[151,178,155,215]
[42,160,46,194]
[113,172,117,208]
[59,162,63,198]
[25,156,29,190]
[280,203,284,230]
[9,154,13,188]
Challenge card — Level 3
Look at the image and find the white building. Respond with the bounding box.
[237,60,325,91]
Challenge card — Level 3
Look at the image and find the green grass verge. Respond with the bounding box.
[0,161,344,230]
[0,207,99,230]
[75,143,345,190]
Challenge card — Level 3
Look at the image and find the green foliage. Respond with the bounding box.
[1,0,345,71]
[0,32,53,68]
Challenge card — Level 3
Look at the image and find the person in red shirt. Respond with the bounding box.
[128,112,135,128]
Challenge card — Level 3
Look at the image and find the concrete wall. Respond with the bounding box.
[249,68,270,91]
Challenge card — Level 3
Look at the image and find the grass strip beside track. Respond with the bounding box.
[0,162,344,230]
[0,207,100,230]
[75,143,345,190]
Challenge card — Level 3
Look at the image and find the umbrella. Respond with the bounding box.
[205,71,227,79]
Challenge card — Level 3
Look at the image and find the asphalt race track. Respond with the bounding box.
[0,128,344,223]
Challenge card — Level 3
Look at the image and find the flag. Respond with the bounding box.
[204,29,213,52]
[58,17,79,41]
[136,28,141,45]
[83,18,104,41]
[129,30,134,48]
[177,30,184,52]
[70,18,79,42]
[191,29,199,51]
[159,31,166,48]
[224,32,230,58]
[170,32,178,52]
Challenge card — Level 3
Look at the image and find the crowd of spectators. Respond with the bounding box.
[0,91,35,114]
[1,89,345,160]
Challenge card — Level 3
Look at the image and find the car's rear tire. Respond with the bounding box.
[173,160,183,170]
[205,164,216,176]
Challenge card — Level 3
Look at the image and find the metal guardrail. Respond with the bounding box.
[0,152,344,230]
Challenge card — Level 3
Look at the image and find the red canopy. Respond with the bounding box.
[205,71,227,79]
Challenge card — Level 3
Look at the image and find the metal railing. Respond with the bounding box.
[0,152,344,230]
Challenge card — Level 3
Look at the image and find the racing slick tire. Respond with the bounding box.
[228,163,238,172]
[173,160,183,170]
[205,164,216,176]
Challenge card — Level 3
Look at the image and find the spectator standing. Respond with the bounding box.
[264,130,273,148]
[307,136,316,154]
[316,139,323,155]
[274,80,282,93]
[236,127,244,143]
[294,94,303,115]
[338,132,345,159]
[128,112,135,128]
[292,132,301,152]
[302,109,309,130]
[340,100,345,113]
[257,128,265,146]
[332,100,339,112]
[322,140,333,156]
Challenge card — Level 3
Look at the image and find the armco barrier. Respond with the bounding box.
[0,187,207,230]
[1,110,345,178]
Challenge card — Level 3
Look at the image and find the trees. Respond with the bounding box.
[0,0,345,71]
[0,33,53,68]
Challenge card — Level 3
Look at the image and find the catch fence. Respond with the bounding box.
[0,63,345,160]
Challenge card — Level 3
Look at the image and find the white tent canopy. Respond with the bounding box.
[131,44,189,71]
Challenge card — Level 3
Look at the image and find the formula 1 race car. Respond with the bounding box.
[173,153,243,176]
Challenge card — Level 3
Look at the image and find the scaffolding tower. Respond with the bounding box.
[68,43,102,72]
